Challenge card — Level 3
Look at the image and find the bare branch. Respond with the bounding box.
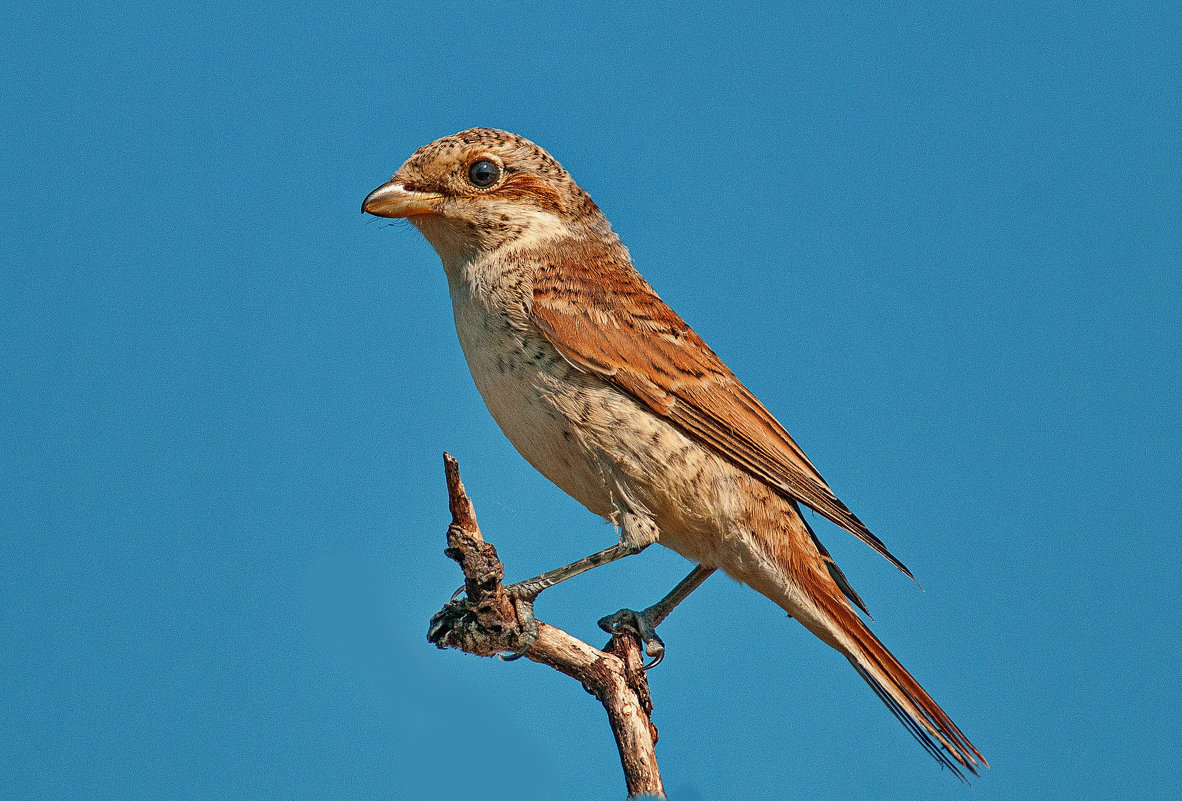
[428,453,665,799]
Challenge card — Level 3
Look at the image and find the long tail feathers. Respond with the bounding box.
[812,588,988,779]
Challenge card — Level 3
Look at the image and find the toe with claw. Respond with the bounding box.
[598,608,667,669]
[496,590,540,661]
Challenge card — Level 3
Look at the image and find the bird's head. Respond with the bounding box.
[363,128,613,263]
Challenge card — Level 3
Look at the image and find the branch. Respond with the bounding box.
[427,453,665,799]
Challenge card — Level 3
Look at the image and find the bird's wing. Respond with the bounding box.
[529,244,914,579]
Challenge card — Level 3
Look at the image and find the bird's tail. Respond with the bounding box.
[748,504,987,778]
[805,581,987,779]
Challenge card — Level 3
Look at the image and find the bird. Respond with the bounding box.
[363,128,986,778]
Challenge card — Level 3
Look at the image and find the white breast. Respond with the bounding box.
[447,274,619,522]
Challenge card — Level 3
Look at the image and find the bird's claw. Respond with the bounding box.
[447,581,541,660]
[496,592,539,661]
[598,608,667,669]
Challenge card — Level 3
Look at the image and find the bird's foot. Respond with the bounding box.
[598,608,666,669]
[495,585,541,661]
[447,581,541,661]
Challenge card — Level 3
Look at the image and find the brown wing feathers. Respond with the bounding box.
[531,244,915,580]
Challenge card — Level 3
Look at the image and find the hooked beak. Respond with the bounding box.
[362,180,443,218]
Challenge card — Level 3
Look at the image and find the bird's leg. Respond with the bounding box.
[486,541,650,661]
[453,541,650,604]
[598,564,717,669]
[505,541,649,598]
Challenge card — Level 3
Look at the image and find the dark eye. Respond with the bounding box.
[467,159,501,188]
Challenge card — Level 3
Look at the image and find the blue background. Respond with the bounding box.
[3,3,1179,799]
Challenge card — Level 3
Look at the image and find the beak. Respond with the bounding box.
[362,180,443,218]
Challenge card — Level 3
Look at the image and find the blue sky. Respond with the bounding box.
[3,3,1179,799]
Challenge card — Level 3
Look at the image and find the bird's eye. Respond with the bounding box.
[467,159,501,188]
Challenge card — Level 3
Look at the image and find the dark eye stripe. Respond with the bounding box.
[468,160,501,188]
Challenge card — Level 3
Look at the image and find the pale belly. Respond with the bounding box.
[453,304,623,520]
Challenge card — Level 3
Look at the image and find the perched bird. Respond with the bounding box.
[364,128,986,777]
